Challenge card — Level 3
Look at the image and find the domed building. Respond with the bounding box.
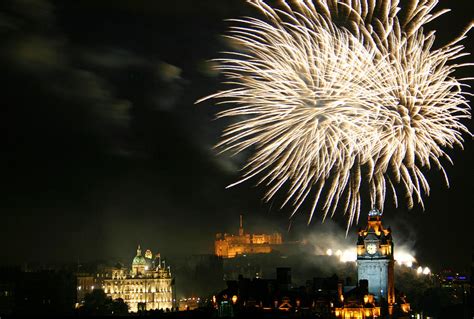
[132,246,147,275]
[103,245,174,312]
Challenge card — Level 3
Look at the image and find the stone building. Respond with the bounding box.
[76,273,95,304]
[335,209,410,318]
[102,246,173,312]
[356,208,395,305]
[215,215,283,258]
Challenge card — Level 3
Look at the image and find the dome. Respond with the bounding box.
[132,255,147,266]
[132,245,147,266]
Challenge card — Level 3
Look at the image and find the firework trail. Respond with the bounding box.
[198,0,473,228]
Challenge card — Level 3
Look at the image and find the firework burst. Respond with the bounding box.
[198,0,473,228]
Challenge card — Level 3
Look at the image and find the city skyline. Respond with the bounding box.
[1,0,472,274]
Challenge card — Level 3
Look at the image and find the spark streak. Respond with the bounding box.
[199,0,472,227]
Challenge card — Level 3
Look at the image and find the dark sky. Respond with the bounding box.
[1,0,472,271]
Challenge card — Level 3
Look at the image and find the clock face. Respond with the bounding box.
[366,243,377,255]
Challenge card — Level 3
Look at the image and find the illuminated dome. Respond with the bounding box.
[132,245,147,266]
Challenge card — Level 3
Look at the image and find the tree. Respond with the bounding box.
[78,289,128,316]
[110,298,128,315]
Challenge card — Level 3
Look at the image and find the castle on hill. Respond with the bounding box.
[214,215,283,258]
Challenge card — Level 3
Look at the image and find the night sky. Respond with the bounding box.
[1,0,472,271]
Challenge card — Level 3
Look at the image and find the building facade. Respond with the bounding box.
[335,209,410,318]
[76,273,95,305]
[356,209,395,305]
[102,246,173,312]
[215,215,283,258]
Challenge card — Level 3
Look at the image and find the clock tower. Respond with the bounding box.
[356,209,395,306]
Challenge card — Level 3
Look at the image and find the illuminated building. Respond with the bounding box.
[334,280,382,319]
[102,246,173,312]
[215,215,283,258]
[357,209,395,305]
[178,297,201,311]
[76,273,95,305]
[335,209,410,318]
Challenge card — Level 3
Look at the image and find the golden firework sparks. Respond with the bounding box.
[198,0,472,228]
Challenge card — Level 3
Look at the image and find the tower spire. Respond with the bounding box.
[239,214,244,236]
[137,245,142,256]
